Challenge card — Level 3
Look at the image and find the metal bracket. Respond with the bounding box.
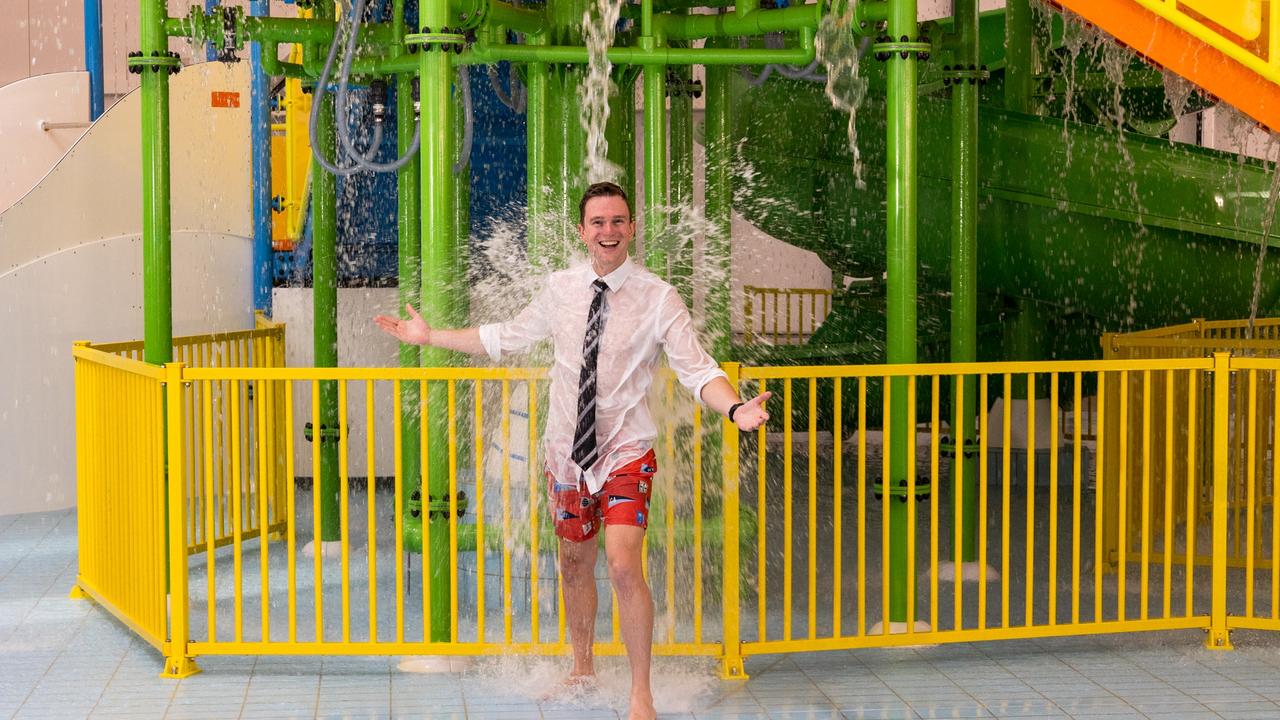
[665,69,703,98]
[303,422,342,442]
[126,50,182,75]
[872,478,931,503]
[939,436,981,459]
[873,34,931,62]
[941,64,989,86]
[405,27,467,54]
[217,6,243,63]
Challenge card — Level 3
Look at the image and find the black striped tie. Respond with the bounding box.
[572,279,610,472]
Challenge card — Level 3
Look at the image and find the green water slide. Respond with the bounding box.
[732,8,1280,363]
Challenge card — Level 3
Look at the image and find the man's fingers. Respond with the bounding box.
[405,303,423,320]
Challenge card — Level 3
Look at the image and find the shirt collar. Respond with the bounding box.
[594,256,634,292]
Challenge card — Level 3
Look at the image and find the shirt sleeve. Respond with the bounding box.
[478,281,555,362]
[658,288,728,403]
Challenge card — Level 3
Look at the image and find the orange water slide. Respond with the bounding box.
[1050,0,1280,132]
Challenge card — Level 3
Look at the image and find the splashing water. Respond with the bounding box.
[816,8,868,189]
[1247,163,1280,336]
[579,0,625,184]
[1161,69,1196,130]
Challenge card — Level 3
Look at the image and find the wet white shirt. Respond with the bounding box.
[478,257,727,494]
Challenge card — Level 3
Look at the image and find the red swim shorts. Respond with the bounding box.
[547,449,656,543]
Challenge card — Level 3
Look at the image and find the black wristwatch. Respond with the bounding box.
[727,402,744,422]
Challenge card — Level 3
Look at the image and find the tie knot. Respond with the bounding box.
[592,279,608,293]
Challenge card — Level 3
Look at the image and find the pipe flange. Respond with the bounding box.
[405,27,468,53]
[126,50,183,75]
[940,63,989,86]
[872,34,931,62]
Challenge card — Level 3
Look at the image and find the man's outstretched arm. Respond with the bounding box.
[700,376,772,432]
[373,303,487,355]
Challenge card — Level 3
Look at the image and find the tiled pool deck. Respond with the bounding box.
[5,509,1280,719]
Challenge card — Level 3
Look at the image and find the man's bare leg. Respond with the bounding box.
[605,525,655,720]
[559,536,600,680]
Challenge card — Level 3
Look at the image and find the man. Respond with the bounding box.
[375,181,770,720]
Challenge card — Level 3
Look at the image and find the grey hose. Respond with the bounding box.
[335,0,421,172]
[307,0,364,176]
[488,63,527,113]
[454,66,472,174]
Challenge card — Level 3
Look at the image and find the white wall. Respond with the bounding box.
[0,72,90,213]
[0,62,254,515]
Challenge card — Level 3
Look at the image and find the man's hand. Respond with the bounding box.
[374,303,432,346]
[733,391,772,432]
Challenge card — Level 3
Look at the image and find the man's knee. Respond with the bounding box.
[606,554,646,596]
[560,541,597,578]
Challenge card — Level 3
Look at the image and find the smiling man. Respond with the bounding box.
[375,181,770,720]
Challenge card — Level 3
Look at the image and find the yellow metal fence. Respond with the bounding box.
[742,286,832,345]
[77,346,1273,675]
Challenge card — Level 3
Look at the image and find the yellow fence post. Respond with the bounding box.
[162,361,201,677]
[1207,352,1233,650]
[720,362,746,679]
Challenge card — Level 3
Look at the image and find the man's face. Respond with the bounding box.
[578,195,635,275]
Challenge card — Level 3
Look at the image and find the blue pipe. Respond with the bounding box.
[83,0,104,119]
[206,0,220,62]
[250,0,273,313]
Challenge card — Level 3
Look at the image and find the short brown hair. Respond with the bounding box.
[578,182,632,224]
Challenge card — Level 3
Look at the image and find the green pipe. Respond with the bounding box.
[485,1,545,34]
[652,4,820,40]
[311,89,341,542]
[141,0,172,367]
[704,43,732,360]
[1005,0,1033,113]
[884,0,918,626]
[397,64,424,550]
[258,40,306,79]
[670,55,694,305]
[642,37,668,274]
[950,0,979,562]
[419,0,458,642]
[365,39,815,74]
[526,42,549,265]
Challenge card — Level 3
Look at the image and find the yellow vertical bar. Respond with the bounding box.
[230,379,244,642]
[1163,370,1175,620]
[1048,373,1059,626]
[1095,373,1106,623]
[164,363,192,673]
[858,377,867,637]
[1072,373,1082,624]
[906,375,917,634]
[758,378,768,642]
[529,380,541,645]
[448,380,458,644]
[339,381,351,643]
[1186,370,1198,618]
[664,378,676,644]
[284,380,296,642]
[954,374,965,631]
[1273,369,1280,620]
[833,377,843,638]
[1119,371,1130,622]
[1208,353,1232,649]
[1246,369,1258,618]
[978,375,989,628]
[929,375,939,631]
[881,376,890,635]
[502,381,513,644]
[394,381,405,643]
[475,380,486,643]
[808,377,818,640]
[1141,370,1152,621]
[422,380,431,644]
[202,381,217,642]
[720,362,744,678]
[367,380,378,643]
[693,403,704,643]
[312,380,323,643]
[1026,373,1036,627]
[784,378,793,639]
[257,378,271,642]
[1001,373,1011,629]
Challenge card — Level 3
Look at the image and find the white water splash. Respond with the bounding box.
[579,0,625,184]
[816,7,868,190]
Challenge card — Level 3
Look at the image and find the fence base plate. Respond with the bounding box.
[161,656,201,679]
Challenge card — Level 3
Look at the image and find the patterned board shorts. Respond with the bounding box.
[546,449,656,543]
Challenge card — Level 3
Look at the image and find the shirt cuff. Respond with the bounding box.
[477,323,503,363]
[692,368,729,406]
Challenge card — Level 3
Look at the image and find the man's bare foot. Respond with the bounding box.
[539,673,597,702]
[628,690,656,720]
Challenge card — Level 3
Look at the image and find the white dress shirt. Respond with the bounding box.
[478,257,727,494]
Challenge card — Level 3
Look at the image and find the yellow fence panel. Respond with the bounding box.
[742,286,832,346]
[72,344,169,650]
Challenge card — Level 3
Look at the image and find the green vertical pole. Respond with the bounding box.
[705,56,732,360]
[669,55,694,305]
[885,0,919,625]
[397,63,423,549]
[641,36,667,274]
[140,0,172,367]
[605,72,637,199]
[526,38,549,266]
[419,0,458,641]
[312,82,341,542]
[951,0,979,561]
[1005,0,1033,114]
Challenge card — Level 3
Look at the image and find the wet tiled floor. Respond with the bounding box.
[5,509,1280,719]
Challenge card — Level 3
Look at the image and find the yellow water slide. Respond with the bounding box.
[1051,0,1280,131]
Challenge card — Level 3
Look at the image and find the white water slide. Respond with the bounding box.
[0,63,257,514]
